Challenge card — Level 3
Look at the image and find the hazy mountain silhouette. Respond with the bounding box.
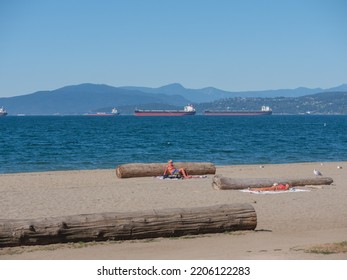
[122,83,347,102]
[0,83,190,115]
[0,83,346,115]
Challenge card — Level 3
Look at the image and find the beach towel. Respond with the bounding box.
[156,175,182,180]
[156,175,207,180]
[240,188,310,194]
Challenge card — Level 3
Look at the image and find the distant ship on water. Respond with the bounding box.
[204,106,272,116]
[84,108,119,116]
[134,104,196,116]
[0,107,8,117]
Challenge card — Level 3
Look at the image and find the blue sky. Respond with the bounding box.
[1,0,346,97]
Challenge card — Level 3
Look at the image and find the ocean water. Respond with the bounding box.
[0,115,346,174]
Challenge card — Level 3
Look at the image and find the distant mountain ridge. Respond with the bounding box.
[0,83,190,115]
[0,83,346,115]
[122,83,347,102]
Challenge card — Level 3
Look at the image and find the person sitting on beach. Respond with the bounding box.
[250,183,291,192]
[164,160,191,179]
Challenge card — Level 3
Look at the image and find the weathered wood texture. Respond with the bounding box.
[212,175,334,190]
[116,162,216,178]
[0,204,256,248]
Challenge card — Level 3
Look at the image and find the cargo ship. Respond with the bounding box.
[134,105,196,116]
[204,106,272,116]
[0,107,8,117]
[84,108,119,116]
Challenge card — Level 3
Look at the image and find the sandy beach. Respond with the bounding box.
[0,162,346,260]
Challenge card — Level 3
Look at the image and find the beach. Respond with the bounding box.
[0,162,346,260]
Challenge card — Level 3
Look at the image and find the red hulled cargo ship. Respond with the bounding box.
[204,106,272,116]
[84,108,119,116]
[134,105,196,116]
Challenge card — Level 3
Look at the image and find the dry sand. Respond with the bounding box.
[0,162,346,260]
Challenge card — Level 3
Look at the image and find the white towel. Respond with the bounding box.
[240,188,310,194]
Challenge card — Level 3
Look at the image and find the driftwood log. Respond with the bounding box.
[212,175,334,190]
[0,203,256,248]
[116,162,216,178]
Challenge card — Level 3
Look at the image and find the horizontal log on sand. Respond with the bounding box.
[0,204,256,248]
[212,175,334,190]
[116,162,216,178]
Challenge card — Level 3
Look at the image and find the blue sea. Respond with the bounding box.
[0,115,346,174]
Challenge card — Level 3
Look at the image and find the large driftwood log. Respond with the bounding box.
[0,204,256,248]
[116,162,216,178]
[212,175,334,190]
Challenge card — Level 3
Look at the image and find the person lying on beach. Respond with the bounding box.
[164,160,192,179]
[249,183,291,192]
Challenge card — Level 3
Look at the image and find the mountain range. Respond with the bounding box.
[1,83,347,115]
[122,83,347,102]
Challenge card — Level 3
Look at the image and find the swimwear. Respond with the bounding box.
[167,163,178,175]
[276,184,288,190]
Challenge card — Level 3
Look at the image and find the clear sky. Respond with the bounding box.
[1,0,346,97]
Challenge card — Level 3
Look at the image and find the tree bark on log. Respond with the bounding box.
[116,162,216,178]
[212,175,334,190]
[0,203,256,248]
